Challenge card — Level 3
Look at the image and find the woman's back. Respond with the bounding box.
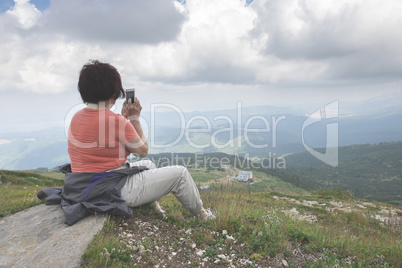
[68,108,137,172]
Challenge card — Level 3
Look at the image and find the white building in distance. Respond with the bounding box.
[200,185,210,190]
[236,171,253,182]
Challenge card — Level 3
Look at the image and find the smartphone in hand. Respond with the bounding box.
[125,88,135,104]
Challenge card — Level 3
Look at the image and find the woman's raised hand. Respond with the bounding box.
[122,97,142,121]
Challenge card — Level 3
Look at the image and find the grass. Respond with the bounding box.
[1,169,400,267]
[82,216,133,268]
[0,170,63,217]
[82,189,401,267]
[189,167,309,196]
[312,188,356,201]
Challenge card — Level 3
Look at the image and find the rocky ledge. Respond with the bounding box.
[0,204,107,268]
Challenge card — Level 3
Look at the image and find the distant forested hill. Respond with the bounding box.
[138,144,402,206]
[274,142,402,205]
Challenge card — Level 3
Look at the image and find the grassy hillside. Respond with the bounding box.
[274,142,402,206]
[188,167,307,195]
[0,137,69,170]
[142,148,402,206]
[1,166,401,267]
[83,188,402,267]
[285,142,402,167]
[0,170,64,217]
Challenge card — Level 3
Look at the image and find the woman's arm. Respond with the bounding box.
[122,97,149,158]
[127,119,148,157]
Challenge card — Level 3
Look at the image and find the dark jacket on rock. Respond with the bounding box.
[37,163,146,225]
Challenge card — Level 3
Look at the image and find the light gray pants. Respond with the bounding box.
[120,160,203,216]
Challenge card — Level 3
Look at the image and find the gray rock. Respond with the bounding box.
[139,245,146,255]
[0,204,107,268]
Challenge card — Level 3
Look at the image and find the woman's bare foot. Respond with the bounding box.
[154,200,162,211]
[197,208,207,219]
[197,207,216,221]
[154,200,166,218]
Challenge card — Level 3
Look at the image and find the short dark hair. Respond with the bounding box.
[78,60,125,103]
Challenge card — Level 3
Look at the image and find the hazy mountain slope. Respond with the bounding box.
[1,106,401,170]
[0,138,68,170]
[279,142,402,205]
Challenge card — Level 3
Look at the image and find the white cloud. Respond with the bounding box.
[0,33,104,94]
[37,0,185,44]
[250,0,402,81]
[6,0,41,29]
[0,0,187,94]
[118,0,402,86]
[0,0,401,113]
[119,0,261,84]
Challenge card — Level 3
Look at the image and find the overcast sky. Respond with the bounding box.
[1,0,402,133]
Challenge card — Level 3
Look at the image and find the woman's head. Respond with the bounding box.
[78,60,125,104]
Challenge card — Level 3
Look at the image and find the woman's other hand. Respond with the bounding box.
[122,97,142,121]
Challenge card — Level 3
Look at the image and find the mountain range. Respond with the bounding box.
[0,104,401,170]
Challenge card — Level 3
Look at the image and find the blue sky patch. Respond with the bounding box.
[0,0,14,13]
[0,0,50,13]
[31,0,50,11]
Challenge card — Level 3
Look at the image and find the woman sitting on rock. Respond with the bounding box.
[64,60,215,223]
